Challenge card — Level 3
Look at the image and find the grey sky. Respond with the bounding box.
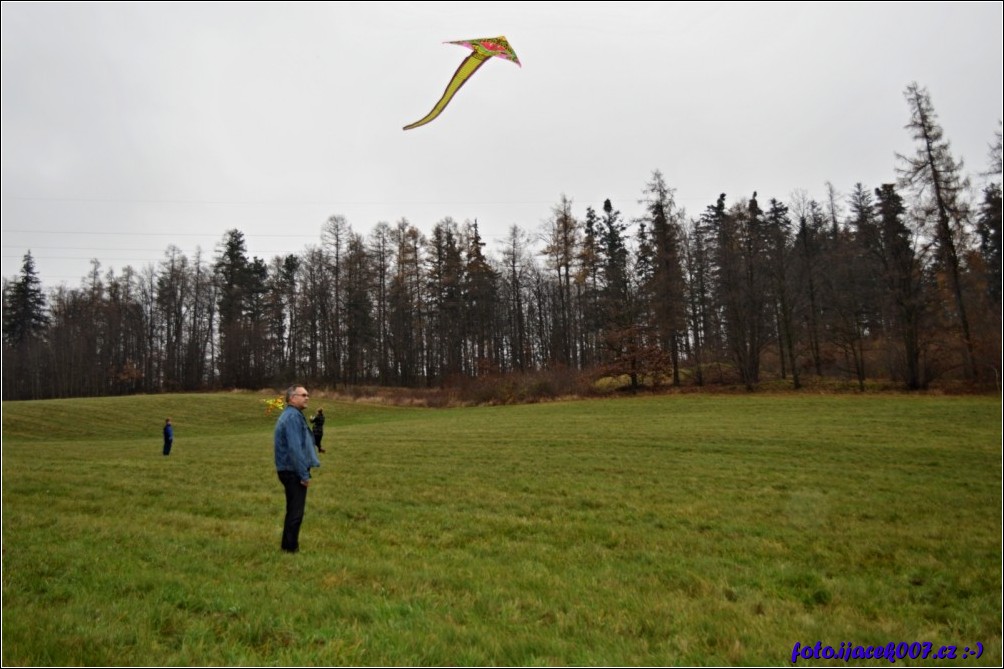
[2,1,1001,287]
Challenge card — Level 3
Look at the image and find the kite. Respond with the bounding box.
[403,36,520,130]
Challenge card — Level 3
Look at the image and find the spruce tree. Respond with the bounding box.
[2,251,48,346]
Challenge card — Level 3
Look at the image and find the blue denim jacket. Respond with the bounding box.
[274,405,321,482]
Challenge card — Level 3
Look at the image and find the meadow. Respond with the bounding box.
[2,391,1001,665]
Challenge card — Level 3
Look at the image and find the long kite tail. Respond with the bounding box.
[403,52,488,130]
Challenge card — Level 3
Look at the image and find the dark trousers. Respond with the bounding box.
[278,470,308,552]
[163,439,173,456]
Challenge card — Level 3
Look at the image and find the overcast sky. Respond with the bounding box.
[2,1,1002,287]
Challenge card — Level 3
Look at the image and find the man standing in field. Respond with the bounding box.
[274,385,321,553]
[163,418,173,456]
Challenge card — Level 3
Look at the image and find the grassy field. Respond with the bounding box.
[2,391,1001,665]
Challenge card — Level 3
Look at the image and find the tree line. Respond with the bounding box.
[3,84,1001,400]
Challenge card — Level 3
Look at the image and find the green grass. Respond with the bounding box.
[2,392,1001,665]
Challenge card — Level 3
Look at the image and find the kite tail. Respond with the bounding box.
[403,52,488,130]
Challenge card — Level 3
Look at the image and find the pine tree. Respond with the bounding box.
[765,198,800,388]
[897,82,975,379]
[642,170,686,385]
[694,194,730,380]
[715,193,770,390]
[3,251,49,346]
[2,251,50,399]
[599,199,630,328]
[464,220,499,375]
[871,184,928,389]
[597,198,642,388]
[576,206,602,367]
[976,183,1002,307]
[427,219,465,383]
[830,184,881,389]
[214,229,256,388]
[977,125,1002,307]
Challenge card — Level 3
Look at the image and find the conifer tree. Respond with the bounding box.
[2,252,49,399]
[2,251,48,347]
[898,82,975,378]
[642,170,686,385]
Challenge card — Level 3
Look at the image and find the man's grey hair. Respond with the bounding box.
[285,385,300,403]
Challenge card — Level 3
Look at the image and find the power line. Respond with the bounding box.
[2,229,319,239]
[2,246,174,252]
[3,256,176,261]
[3,195,562,206]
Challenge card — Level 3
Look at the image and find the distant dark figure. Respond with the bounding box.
[163,418,174,456]
[310,408,326,453]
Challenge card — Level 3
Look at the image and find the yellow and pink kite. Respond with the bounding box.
[404,36,520,130]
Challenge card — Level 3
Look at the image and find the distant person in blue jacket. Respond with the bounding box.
[163,418,174,456]
[274,385,321,553]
